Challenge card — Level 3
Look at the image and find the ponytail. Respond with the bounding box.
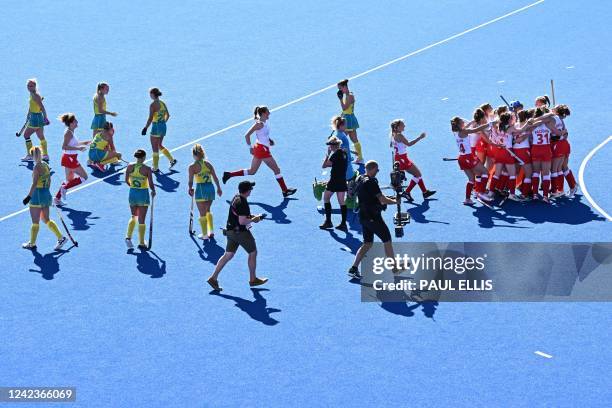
[253,106,260,119]
[499,112,512,132]
[253,105,269,120]
[59,112,76,127]
[450,117,463,132]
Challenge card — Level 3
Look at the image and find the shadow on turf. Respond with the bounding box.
[89,164,124,186]
[316,206,363,254]
[248,198,296,224]
[58,206,99,230]
[153,169,180,193]
[405,199,450,225]
[27,246,75,280]
[190,234,224,265]
[471,194,605,228]
[210,288,280,326]
[127,248,166,278]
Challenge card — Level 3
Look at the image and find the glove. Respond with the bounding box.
[141,127,147,136]
[337,90,343,100]
[43,117,50,126]
[23,195,31,205]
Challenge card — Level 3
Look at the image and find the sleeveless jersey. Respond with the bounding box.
[342,94,354,115]
[532,124,551,146]
[153,100,168,123]
[93,95,106,115]
[455,132,472,155]
[129,163,149,189]
[392,135,408,155]
[255,120,271,146]
[29,94,42,113]
[36,162,51,188]
[194,159,212,183]
[90,132,108,151]
[63,129,80,154]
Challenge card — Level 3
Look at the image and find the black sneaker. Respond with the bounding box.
[335,222,348,232]
[348,266,362,279]
[283,188,297,198]
[319,220,333,230]
[423,190,436,199]
[401,191,414,202]
[222,172,231,184]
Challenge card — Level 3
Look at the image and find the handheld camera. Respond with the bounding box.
[390,161,410,237]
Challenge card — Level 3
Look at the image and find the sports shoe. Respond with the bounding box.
[42,155,50,162]
[197,233,209,241]
[477,192,493,202]
[125,238,134,249]
[169,159,177,170]
[60,185,67,201]
[138,243,148,250]
[542,196,550,204]
[463,198,474,205]
[54,237,68,251]
[93,163,106,172]
[207,277,222,291]
[207,232,215,240]
[401,191,414,202]
[550,191,564,199]
[319,220,333,230]
[348,266,362,279]
[222,172,231,184]
[353,157,364,164]
[282,188,297,198]
[21,154,33,162]
[151,167,159,173]
[22,242,37,250]
[423,190,436,199]
[567,186,578,198]
[53,197,65,207]
[335,222,348,232]
[249,277,269,287]
[508,194,523,202]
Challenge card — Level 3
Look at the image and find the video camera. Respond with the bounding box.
[390,161,410,238]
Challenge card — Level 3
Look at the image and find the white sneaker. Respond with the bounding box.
[567,186,578,198]
[125,238,134,249]
[54,237,68,251]
[463,198,474,205]
[43,154,50,161]
[21,154,33,162]
[22,242,37,250]
[550,191,564,199]
[508,194,523,202]
[53,197,65,207]
[477,192,493,202]
[198,233,209,241]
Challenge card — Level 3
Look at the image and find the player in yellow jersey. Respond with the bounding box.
[22,146,67,251]
[21,79,51,162]
[88,122,122,172]
[337,79,363,163]
[91,82,118,138]
[141,88,176,172]
[188,144,222,240]
[124,149,156,250]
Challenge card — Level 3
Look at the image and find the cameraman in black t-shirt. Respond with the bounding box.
[207,181,268,291]
[348,160,399,279]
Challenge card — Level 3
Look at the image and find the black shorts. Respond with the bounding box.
[326,178,348,193]
[360,217,392,243]
[225,230,257,254]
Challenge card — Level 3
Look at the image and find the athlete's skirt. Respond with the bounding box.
[195,182,215,202]
[27,112,45,129]
[129,188,150,207]
[531,145,552,162]
[91,113,107,130]
[394,153,414,171]
[475,138,488,154]
[89,148,107,163]
[30,187,52,208]
[552,140,571,158]
[513,147,532,165]
[341,113,359,131]
[326,178,348,193]
[458,153,478,171]
[151,121,167,137]
[61,153,80,169]
[253,143,272,159]
[494,147,516,165]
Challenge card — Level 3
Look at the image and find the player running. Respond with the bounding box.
[450,117,494,204]
[91,82,117,137]
[88,122,122,172]
[222,106,297,198]
[54,114,90,206]
[21,79,50,162]
[141,87,177,172]
[188,144,222,240]
[337,79,363,163]
[389,119,436,202]
[124,149,156,250]
[22,146,67,251]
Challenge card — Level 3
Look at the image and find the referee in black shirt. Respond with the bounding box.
[348,160,399,279]
[207,180,268,291]
[320,136,348,231]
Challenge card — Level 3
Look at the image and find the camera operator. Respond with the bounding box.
[207,180,268,291]
[348,160,399,279]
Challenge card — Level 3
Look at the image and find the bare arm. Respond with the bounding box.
[187,164,195,192]
[377,193,396,205]
[340,93,354,111]
[205,160,222,195]
[406,132,426,146]
[146,167,156,197]
[125,164,133,186]
[97,95,116,116]
[244,122,262,146]
[28,166,40,197]
[143,102,156,130]
[33,94,48,120]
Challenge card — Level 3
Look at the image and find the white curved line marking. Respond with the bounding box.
[578,135,612,221]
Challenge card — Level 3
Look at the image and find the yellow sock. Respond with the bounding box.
[160,148,174,162]
[354,141,363,160]
[46,220,62,239]
[199,216,207,236]
[152,153,160,169]
[40,139,48,156]
[126,217,136,238]
[30,223,40,244]
[25,138,33,155]
[138,224,146,245]
[100,156,119,165]
[206,212,214,234]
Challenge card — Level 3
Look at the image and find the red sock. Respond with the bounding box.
[276,175,288,191]
[64,177,83,190]
[474,177,482,193]
[520,179,532,197]
[229,169,246,178]
[506,176,516,193]
[417,178,427,193]
[466,181,474,200]
[555,173,564,192]
[542,177,551,198]
[480,175,489,192]
[489,176,499,192]
[55,183,65,199]
[405,178,417,194]
[532,174,540,195]
[499,174,509,191]
[565,170,577,189]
